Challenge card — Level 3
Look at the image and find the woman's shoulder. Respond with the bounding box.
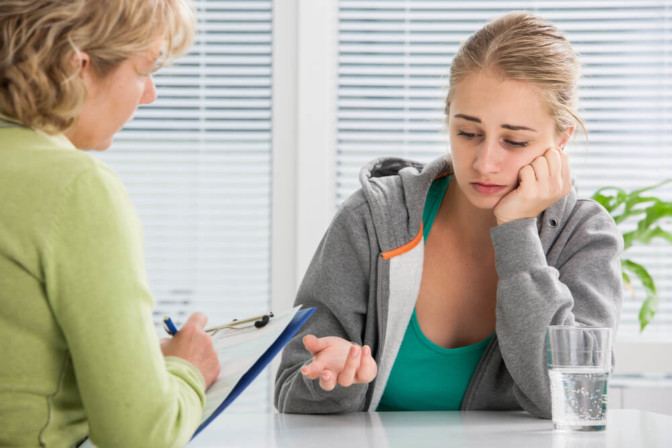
[1,126,121,194]
[0,127,127,238]
[553,195,622,250]
[544,190,616,230]
[569,196,618,229]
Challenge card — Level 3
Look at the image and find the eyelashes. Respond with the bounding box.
[505,139,528,148]
[456,130,528,148]
[457,130,477,138]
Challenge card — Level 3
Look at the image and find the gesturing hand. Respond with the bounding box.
[300,335,378,391]
[494,147,571,226]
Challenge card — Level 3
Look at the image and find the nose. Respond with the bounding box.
[472,138,502,174]
[140,75,157,105]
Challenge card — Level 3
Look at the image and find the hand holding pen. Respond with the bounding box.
[159,312,221,388]
[163,316,179,336]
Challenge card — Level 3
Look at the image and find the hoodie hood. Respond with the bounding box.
[358,156,451,253]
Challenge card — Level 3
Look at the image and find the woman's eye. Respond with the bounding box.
[504,139,528,148]
[458,130,477,139]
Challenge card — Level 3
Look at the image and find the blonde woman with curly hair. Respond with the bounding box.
[276,12,622,418]
[0,1,221,446]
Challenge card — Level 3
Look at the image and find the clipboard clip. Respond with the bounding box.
[206,312,274,335]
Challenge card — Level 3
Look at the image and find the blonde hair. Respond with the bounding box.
[0,0,196,134]
[446,12,583,136]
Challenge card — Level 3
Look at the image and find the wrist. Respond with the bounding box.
[495,211,539,227]
[495,216,511,226]
[495,215,520,226]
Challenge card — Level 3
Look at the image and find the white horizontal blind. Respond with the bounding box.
[96,0,273,411]
[337,0,672,338]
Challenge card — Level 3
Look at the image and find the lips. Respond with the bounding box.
[471,182,506,195]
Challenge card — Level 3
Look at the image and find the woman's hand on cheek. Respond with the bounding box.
[493,147,572,226]
[300,335,378,391]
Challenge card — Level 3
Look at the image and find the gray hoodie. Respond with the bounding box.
[275,156,623,418]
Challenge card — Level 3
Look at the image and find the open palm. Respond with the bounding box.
[300,335,377,391]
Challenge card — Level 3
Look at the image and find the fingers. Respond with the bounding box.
[545,146,562,179]
[495,144,571,226]
[319,370,338,392]
[541,147,570,196]
[300,343,378,391]
[355,345,378,383]
[300,361,322,380]
[184,312,208,330]
[299,338,357,383]
[518,164,536,188]
[160,312,220,388]
[302,334,329,356]
[528,147,565,188]
[336,345,361,387]
[319,344,358,391]
[530,154,550,180]
[299,335,332,379]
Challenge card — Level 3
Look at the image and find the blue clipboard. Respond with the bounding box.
[192,307,315,439]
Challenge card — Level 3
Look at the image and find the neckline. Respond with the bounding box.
[410,309,494,355]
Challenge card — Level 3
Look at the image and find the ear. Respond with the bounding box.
[71,50,98,96]
[558,126,574,150]
[70,50,91,75]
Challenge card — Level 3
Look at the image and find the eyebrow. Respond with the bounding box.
[453,114,537,132]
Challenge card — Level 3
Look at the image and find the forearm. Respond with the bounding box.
[495,259,573,417]
[84,358,206,448]
[275,204,375,414]
[64,294,207,447]
[275,357,368,414]
[491,215,622,417]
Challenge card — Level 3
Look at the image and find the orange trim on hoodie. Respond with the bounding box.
[381,223,424,260]
[381,171,451,260]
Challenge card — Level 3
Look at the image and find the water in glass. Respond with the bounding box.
[549,366,609,431]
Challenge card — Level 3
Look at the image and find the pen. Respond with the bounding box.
[163,316,179,336]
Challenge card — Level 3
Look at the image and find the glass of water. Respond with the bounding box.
[547,325,612,431]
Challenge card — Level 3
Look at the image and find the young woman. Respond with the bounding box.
[275,12,623,418]
[0,1,220,446]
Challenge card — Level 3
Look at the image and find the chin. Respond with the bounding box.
[89,138,114,151]
[466,194,501,211]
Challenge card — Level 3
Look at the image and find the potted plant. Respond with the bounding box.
[591,181,672,331]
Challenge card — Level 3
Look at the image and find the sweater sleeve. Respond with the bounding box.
[43,165,205,448]
[490,203,623,418]
[275,202,374,414]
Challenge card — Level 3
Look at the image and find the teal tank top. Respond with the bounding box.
[377,175,494,411]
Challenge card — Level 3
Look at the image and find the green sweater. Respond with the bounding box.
[0,120,206,447]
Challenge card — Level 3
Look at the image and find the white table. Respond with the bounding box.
[189,409,672,448]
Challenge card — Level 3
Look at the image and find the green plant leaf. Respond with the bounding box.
[622,270,631,287]
[622,259,658,331]
[637,202,672,233]
[639,295,659,332]
[592,180,672,332]
[615,196,658,225]
[593,180,672,224]
[591,187,626,213]
[622,259,656,294]
[622,226,672,250]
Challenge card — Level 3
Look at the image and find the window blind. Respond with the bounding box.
[337,0,672,338]
[96,0,273,412]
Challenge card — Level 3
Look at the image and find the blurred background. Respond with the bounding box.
[96,0,672,414]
